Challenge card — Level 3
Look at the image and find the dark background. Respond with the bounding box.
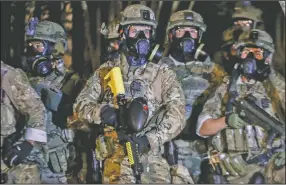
[1,1,284,78]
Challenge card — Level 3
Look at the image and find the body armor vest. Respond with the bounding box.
[209,81,284,179]
[162,57,213,119]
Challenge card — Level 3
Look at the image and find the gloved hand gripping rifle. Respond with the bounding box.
[226,64,285,165]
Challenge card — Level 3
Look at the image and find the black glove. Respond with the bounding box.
[131,135,151,154]
[100,105,117,125]
[3,141,33,168]
[118,133,151,154]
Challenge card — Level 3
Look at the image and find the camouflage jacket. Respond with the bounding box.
[1,61,47,146]
[159,55,228,120]
[197,71,285,151]
[72,54,186,152]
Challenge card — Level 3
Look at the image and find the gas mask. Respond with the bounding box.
[170,28,208,63]
[171,31,195,62]
[24,40,54,77]
[238,47,271,82]
[125,28,152,66]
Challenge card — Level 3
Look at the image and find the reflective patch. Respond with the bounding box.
[124,79,146,98]
[185,104,192,112]
[261,97,270,108]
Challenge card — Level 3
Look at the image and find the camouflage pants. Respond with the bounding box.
[170,164,194,184]
[1,162,41,184]
[103,152,193,184]
[118,153,172,184]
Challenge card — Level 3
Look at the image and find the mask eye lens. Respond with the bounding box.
[175,27,198,39]
[240,47,264,60]
[27,41,46,55]
[128,26,151,39]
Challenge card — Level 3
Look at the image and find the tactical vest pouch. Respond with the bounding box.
[210,132,226,153]
[33,82,63,112]
[49,147,69,173]
[43,87,63,112]
[225,129,236,152]
[234,129,247,152]
[48,131,72,173]
[245,125,259,151]
[254,126,266,149]
[219,153,238,177]
[228,155,247,177]
[224,128,248,152]
[218,153,248,178]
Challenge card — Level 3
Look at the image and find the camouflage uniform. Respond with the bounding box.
[24,20,81,183]
[73,5,194,180]
[197,30,285,184]
[73,48,190,183]
[160,10,228,183]
[1,61,47,183]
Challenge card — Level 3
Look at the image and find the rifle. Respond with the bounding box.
[225,64,285,165]
[103,67,146,183]
[232,95,285,138]
[232,95,285,165]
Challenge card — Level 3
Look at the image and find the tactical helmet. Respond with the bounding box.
[234,29,274,53]
[25,18,67,51]
[232,1,263,25]
[120,4,157,28]
[167,10,207,33]
[101,17,121,39]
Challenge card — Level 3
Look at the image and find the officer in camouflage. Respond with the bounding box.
[158,9,227,183]
[1,61,47,183]
[71,4,192,184]
[21,17,82,183]
[197,29,285,184]
[213,1,265,75]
